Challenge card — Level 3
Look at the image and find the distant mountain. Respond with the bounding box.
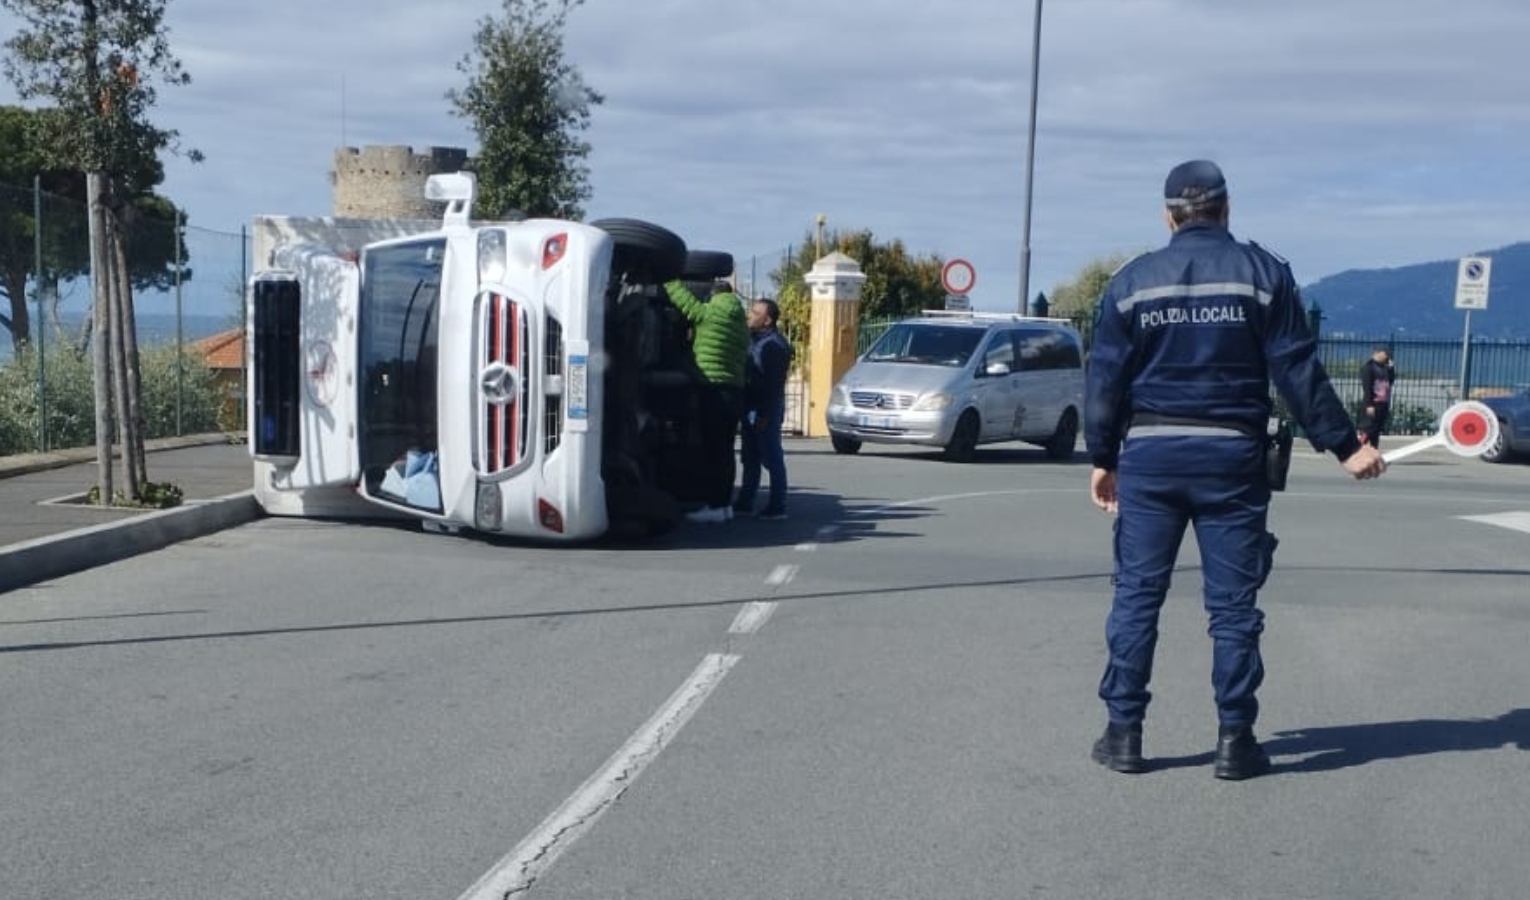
[1302,242,1530,339]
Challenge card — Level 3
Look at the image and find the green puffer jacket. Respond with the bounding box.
[662,281,749,387]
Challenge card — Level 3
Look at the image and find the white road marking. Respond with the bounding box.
[728,601,778,634]
[456,652,740,900]
[764,564,798,586]
[1459,511,1530,535]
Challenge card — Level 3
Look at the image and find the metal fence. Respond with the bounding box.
[1,181,251,454]
[1311,334,1530,435]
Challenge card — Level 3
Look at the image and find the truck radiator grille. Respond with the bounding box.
[479,292,531,474]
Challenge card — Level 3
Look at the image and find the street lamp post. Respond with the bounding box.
[1018,0,1043,313]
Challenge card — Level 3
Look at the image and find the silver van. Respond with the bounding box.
[826,312,1085,461]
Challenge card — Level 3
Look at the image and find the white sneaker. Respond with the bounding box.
[685,506,728,524]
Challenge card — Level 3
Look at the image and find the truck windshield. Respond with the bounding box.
[865,323,983,367]
[358,238,444,509]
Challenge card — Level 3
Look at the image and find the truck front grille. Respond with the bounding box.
[479,292,531,474]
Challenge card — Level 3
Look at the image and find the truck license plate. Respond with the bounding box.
[567,354,588,429]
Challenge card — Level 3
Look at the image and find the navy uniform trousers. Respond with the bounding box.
[1100,436,1279,729]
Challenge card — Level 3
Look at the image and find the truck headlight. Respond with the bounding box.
[478,229,507,284]
[474,482,503,531]
[912,392,952,411]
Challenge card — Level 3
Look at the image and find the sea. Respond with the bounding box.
[1,312,236,363]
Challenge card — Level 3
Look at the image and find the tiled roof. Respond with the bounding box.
[194,328,245,371]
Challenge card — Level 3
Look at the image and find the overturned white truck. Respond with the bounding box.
[247,172,732,541]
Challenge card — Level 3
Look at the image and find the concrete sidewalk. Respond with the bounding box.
[0,435,262,594]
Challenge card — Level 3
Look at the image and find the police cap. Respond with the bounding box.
[1164,159,1227,207]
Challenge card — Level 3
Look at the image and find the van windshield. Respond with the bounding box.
[864,323,983,367]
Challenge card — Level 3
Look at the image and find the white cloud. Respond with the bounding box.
[3,0,1527,313]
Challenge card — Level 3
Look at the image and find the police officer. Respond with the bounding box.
[1085,159,1386,780]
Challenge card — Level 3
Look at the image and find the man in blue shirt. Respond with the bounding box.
[734,298,794,519]
[1085,159,1386,780]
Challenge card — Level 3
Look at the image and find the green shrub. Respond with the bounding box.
[0,331,226,455]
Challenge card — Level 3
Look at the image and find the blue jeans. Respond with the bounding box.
[1099,466,1276,728]
[736,407,787,512]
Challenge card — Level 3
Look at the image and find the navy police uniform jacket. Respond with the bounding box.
[1085,222,1361,475]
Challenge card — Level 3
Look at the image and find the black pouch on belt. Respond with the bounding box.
[1266,418,1294,491]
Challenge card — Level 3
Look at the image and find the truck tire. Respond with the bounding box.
[682,249,734,281]
[590,218,687,284]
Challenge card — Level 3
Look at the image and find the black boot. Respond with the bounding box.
[1091,722,1146,774]
[1214,725,1272,781]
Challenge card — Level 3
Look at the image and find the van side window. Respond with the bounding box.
[1016,327,1082,371]
[1054,335,1083,370]
[981,331,1016,373]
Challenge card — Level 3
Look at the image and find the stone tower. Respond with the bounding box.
[331,145,471,219]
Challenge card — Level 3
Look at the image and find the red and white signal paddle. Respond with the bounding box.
[1380,401,1500,463]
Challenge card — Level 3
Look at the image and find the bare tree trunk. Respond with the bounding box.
[3,271,29,354]
[108,195,148,492]
[108,239,138,502]
[86,172,114,506]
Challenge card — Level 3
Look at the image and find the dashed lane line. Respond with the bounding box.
[728,601,777,635]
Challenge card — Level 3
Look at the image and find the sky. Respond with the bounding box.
[3,0,1528,315]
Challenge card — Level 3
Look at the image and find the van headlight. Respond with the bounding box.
[832,385,851,407]
[912,392,953,411]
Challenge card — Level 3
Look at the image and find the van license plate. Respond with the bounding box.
[858,414,894,429]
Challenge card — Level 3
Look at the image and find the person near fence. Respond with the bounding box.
[662,278,750,523]
[1085,159,1387,780]
[1359,345,1396,448]
[734,298,794,520]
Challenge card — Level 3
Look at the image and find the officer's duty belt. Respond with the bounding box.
[1128,413,1263,439]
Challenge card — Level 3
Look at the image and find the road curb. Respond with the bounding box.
[0,433,241,480]
[0,491,264,594]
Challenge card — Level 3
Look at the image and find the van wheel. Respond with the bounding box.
[590,218,688,284]
[1045,408,1079,460]
[831,435,861,455]
[943,411,980,462]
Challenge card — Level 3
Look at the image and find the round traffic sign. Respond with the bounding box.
[941,258,976,295]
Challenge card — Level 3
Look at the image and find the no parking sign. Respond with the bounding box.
[1454,256,1491,310]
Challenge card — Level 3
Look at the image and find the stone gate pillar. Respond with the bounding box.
[802,252,866,438]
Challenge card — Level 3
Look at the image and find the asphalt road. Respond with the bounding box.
[2,441,1528,900]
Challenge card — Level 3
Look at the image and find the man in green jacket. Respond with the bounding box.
[663,278,751,522]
